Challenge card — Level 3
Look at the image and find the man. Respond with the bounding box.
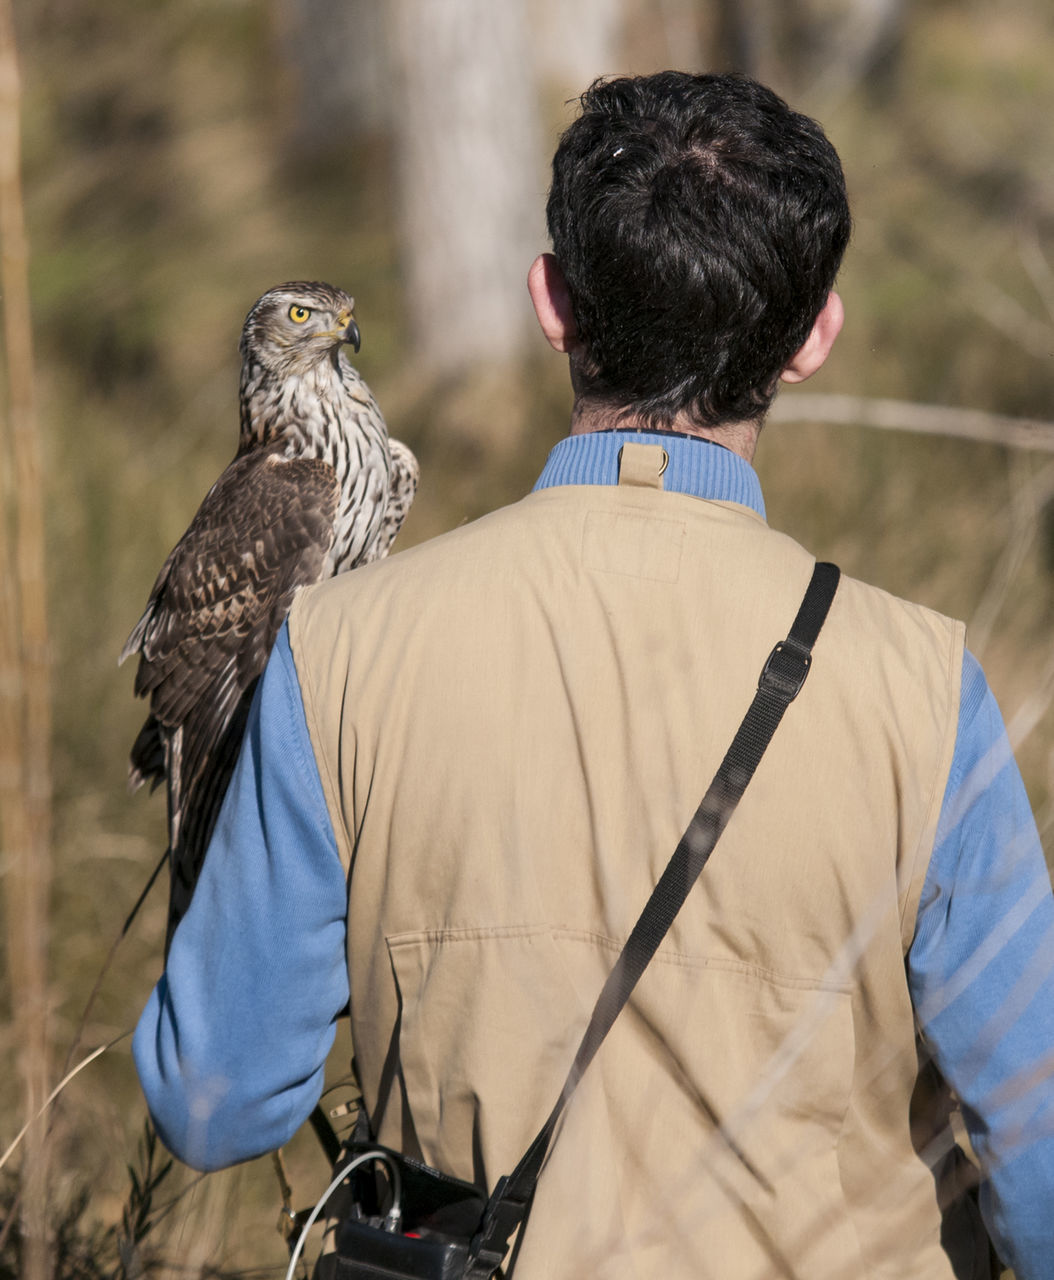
[134,73,1054,1277]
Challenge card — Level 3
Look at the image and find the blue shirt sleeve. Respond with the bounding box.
[909,650,1054,1279]
[132,622,350,1172]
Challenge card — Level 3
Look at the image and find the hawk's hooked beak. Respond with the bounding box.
[338,310,361,353]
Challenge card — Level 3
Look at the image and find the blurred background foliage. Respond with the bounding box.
[2,0,1053,1273]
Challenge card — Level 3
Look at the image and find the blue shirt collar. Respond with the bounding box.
[532,429,766,521]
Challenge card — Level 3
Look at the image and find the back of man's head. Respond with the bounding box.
[546,71,852,429]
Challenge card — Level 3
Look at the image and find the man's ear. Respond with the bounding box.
[527,253,581,354]
[780,291,845,385]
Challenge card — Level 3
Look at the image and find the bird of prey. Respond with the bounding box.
[121,281,418,947]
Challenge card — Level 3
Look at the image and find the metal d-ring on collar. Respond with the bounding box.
[616,445,669,475]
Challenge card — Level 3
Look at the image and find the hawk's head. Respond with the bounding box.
[239,281,361,378]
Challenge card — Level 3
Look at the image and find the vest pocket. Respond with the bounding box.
[386,927,866,1277]
[385,925,585,1186]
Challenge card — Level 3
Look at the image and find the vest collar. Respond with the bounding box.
[532,428,767,521]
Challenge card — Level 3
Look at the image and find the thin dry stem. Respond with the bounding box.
[0,1,53,1276]
[769,393,1054,453]
[1018,229,1054,324]
[0,1037,127,1175]
[969,455,1054,656]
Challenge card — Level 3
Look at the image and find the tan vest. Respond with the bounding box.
[290,451,970,1279]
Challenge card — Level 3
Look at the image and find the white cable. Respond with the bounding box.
[284,1148,402,1280]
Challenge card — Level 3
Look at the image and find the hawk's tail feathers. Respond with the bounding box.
[128,715,166,793]
[119,608,152,667]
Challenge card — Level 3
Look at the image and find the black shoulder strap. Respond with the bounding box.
[466,561,841,1278]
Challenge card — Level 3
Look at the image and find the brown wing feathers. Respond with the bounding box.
[125,451,340,943]
[122,281,416,949]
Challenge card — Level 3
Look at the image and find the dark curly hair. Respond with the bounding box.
[546,72,851,429]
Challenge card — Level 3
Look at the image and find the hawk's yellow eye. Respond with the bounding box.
[289,305,311,324]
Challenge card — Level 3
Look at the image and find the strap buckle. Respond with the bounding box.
[467,1175,530,1276]
[758,638,811,701]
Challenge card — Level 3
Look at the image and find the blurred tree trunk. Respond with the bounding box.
[387,0,543,375]
[712,0,777,80]
[275,0,392,156]
[532,0,707,113]
[533,0,624,100]
[806,0,906,102]
[0,1,52,1277]
[709,0,906,99]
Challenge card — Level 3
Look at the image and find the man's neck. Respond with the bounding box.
[568,400,761,464]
